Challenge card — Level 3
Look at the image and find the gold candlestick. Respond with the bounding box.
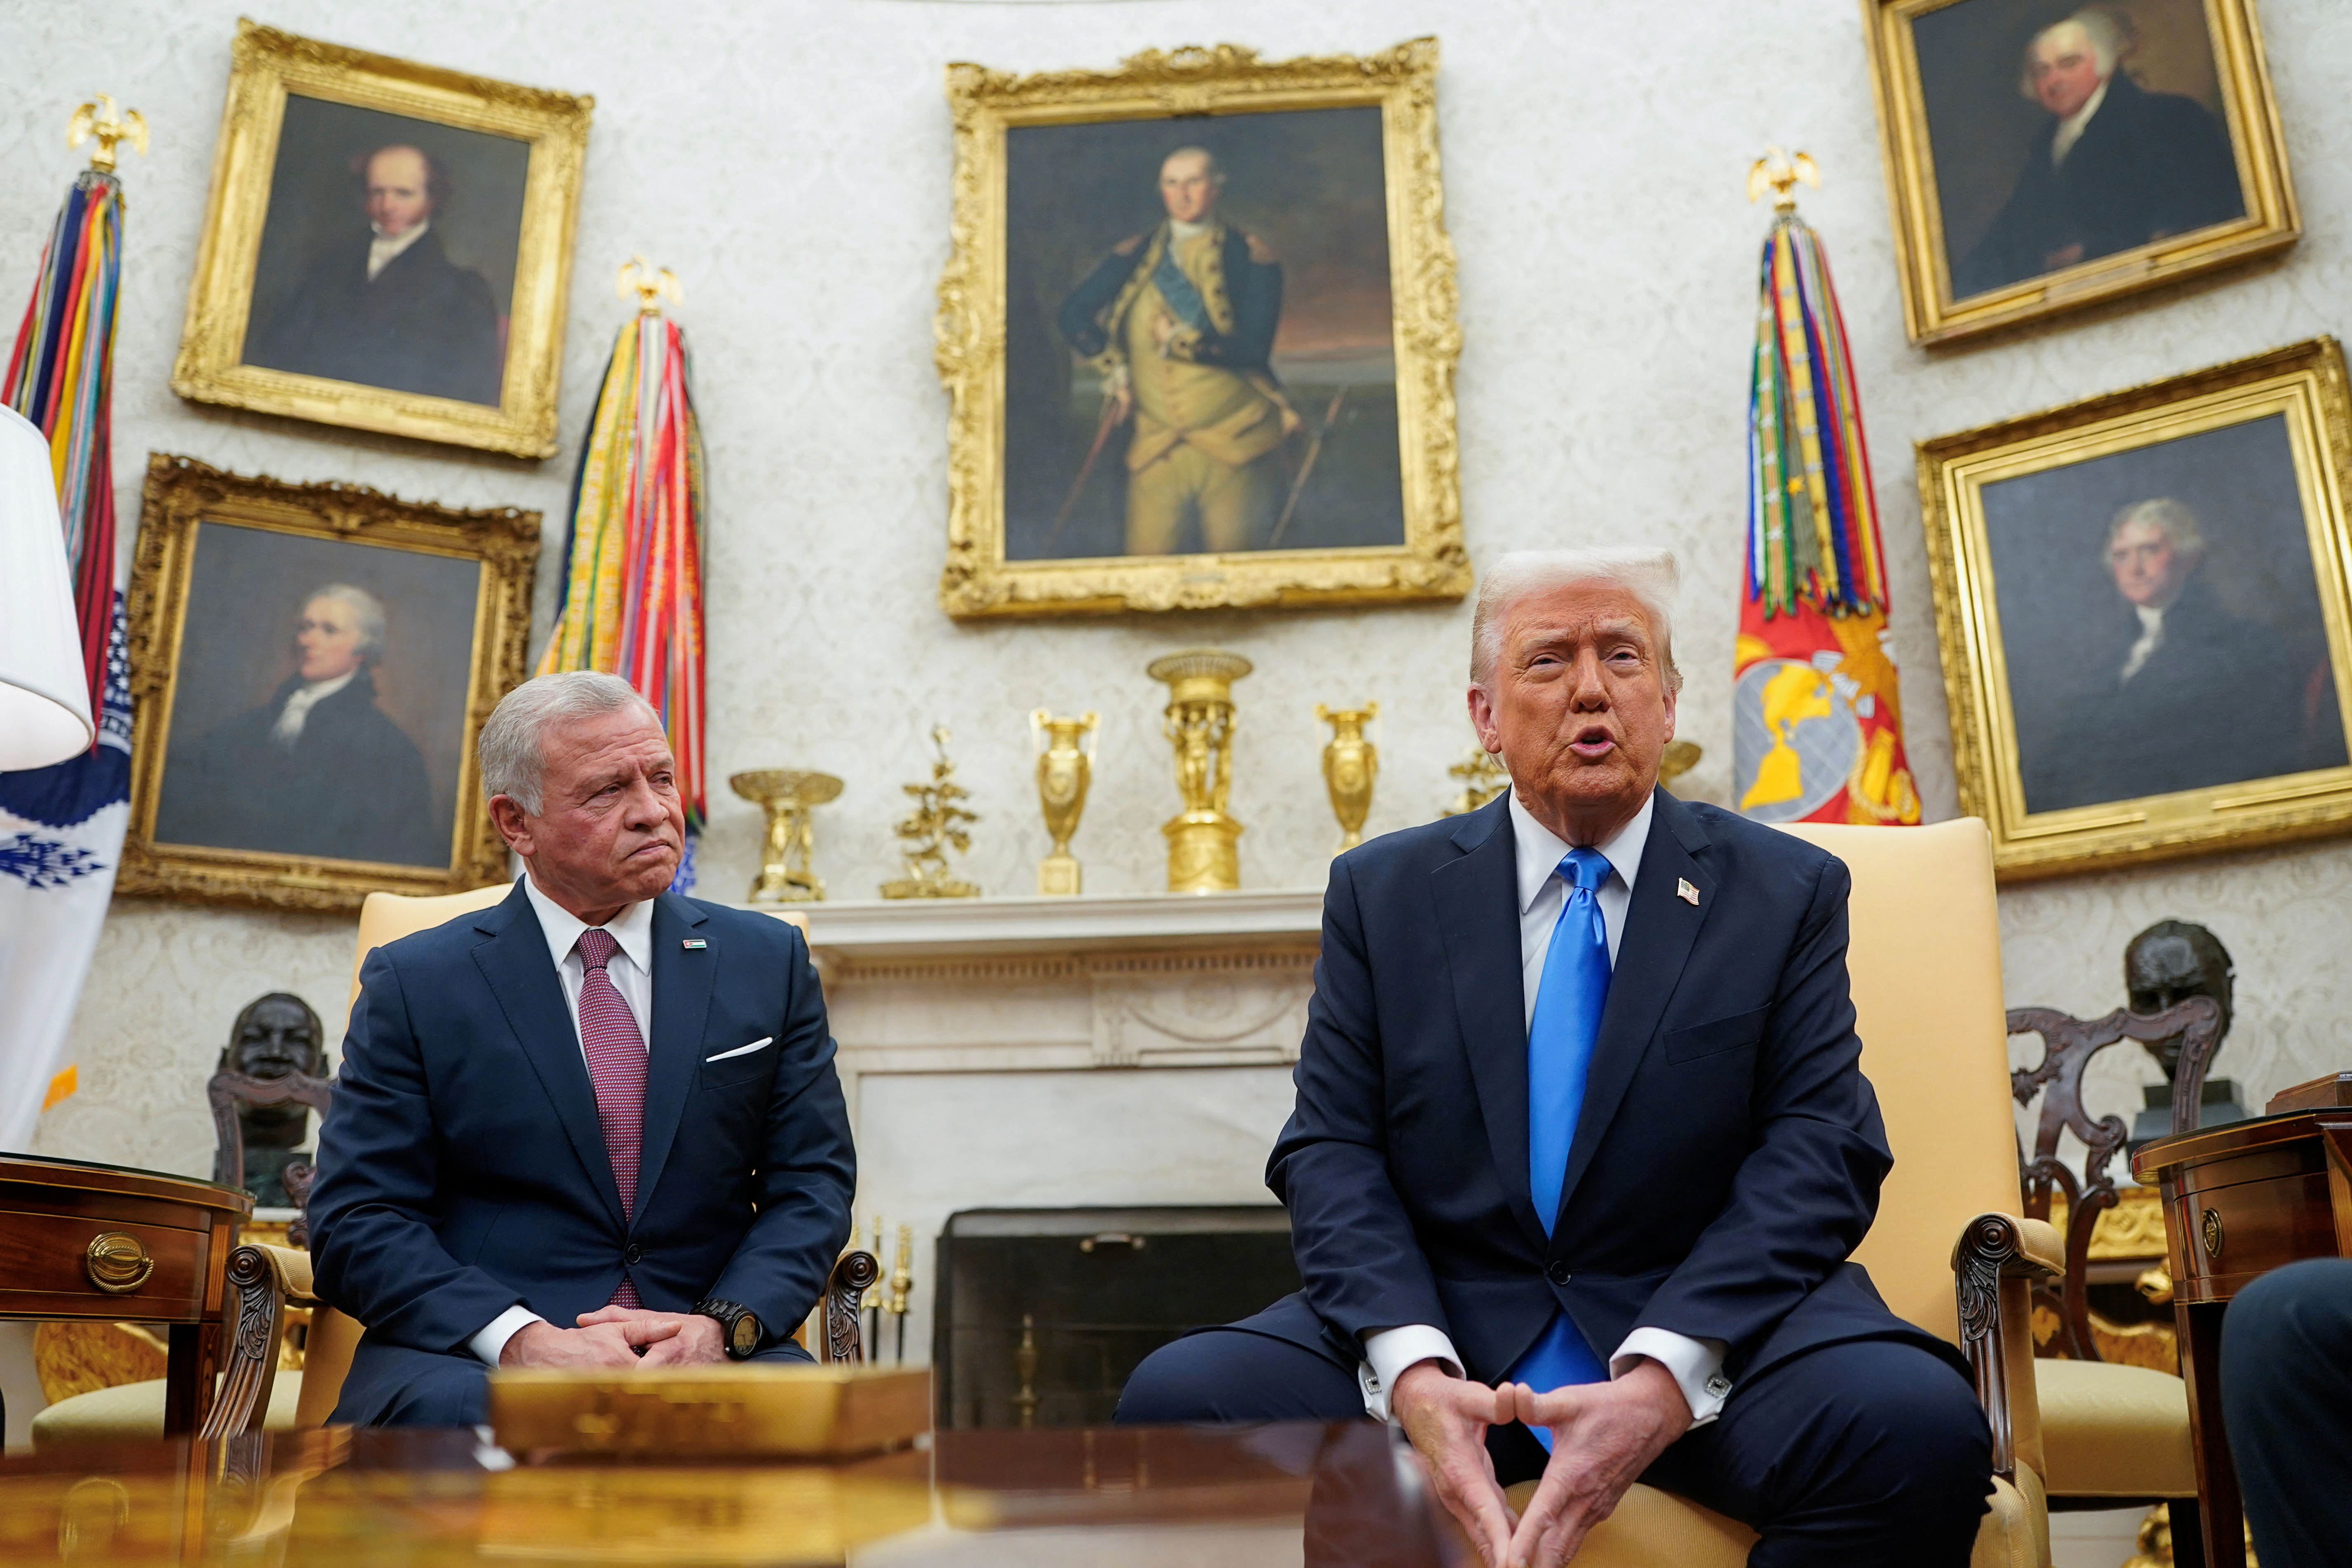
[881,727,980,899]
[1147,649,1252,893]
[728,769,842,903]
[1315,703,1379,853]
[1030,710,1100,896]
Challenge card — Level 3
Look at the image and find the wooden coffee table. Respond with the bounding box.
[2133,1106,2352,1568]
[0,1153,252,1436]
[0,1421,1447,1566]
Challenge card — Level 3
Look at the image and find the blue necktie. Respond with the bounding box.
[1507,846,1613,1448]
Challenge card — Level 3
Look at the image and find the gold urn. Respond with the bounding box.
[1315,703,1379,852]
[729,769,843,903]
[1146,649,1252,893]
[1029,710,1099,896]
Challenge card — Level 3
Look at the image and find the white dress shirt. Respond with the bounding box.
[2051,77,2109,168]
[268,670,357,749]
[366,219,430,282]
[2120,604,2165,682]
[466,877,657,1366]
[1358,791,1732,1428]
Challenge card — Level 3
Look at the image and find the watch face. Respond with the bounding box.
[730,1313,761,1356]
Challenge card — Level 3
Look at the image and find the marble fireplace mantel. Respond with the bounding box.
[764,889,1328,1366]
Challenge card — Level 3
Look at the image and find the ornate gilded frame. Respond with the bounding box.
[935,39,1467,618]
[171,21,592,457]
[119,454,538,911]
[1918,338,2352,880]
[1861,0,2296,346]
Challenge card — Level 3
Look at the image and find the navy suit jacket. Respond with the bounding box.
[309,881,855,1385]
[1250,788,1957,1389]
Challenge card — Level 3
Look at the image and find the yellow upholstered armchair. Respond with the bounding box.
[1525,819,2059,1568]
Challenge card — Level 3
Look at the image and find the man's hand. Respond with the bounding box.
[1104,386,1133,425]
[498,1316,674,1368]
[1496,1359,1692,1568]
[574,1305,728,1366]
[1391,1360,1516,1567]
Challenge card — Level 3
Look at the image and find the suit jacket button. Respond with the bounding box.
[623,1243,643,1266]
[1545,1260,1571,1286]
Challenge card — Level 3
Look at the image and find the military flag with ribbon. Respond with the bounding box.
[0,104,143,1148]
[537,263,707,889]
[1732,153,1920,828]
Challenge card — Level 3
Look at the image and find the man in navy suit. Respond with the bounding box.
[309,671,854,1425]
[1119,549,1990,1566]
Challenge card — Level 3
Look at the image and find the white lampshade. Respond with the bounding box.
[0,403,95,771]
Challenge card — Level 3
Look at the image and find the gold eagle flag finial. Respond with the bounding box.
[68,96,148,174]
[617,256,683,316]
[1747,147,1819,213]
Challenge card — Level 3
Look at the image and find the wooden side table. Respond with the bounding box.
[0,1153,252,1435]
[2132,1107,2352,1568]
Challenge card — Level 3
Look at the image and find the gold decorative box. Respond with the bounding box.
[488,1365,930,1458]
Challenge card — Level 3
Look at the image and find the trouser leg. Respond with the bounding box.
[330,1341,489,1428]
[1639,1336,1991,1568]
[1115,1325,1366,1425]
[1124,448,1200,555]
[2221,1257,2352,1568]
[1198,448,1280,552]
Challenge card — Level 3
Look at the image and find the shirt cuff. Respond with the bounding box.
[1610,1328,1731,1427]
[468,1304,546,1367]
[1358,1324,1464,1423]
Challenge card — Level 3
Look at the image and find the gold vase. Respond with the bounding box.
[1315,703,1379,852]
[1030,710,1099,896]
[1147,649,1252,893]
[729,769,844,903]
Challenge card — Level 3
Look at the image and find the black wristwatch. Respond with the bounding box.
[693,1298,765,1360]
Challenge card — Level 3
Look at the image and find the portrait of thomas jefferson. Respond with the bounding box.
[1057,146,1304,555]
[156,583,441,867]
[2023,498,2309,811]
[1952,7,2243,297]
[244,141,507,406]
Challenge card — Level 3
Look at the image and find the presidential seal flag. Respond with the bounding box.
[0,150,134,1150]
[1733,160,1919,829]
[537,268,708,890]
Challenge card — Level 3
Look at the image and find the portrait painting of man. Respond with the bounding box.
[241,95,526,407]
[1003,106,1403,563]
[1982,416,2347,815]
[152,521,482,871]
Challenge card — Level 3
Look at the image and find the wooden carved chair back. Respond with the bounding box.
[2005,994,2223,1361]
[208,1069,335,1241]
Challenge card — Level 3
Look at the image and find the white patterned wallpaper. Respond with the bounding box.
[6,0,2349,1178]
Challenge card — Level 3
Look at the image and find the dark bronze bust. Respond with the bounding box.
[209,992,331,1208]
[2123,919,2246,1141]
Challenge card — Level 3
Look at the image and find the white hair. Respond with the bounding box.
[304,583,386,661]
[2021,9,2125,95]
[1470,547,1682,691]
[2106,497,2206,558]
[479,671,657,814]
[1162,145,1226,186]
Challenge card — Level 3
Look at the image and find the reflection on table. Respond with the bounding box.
[0,1420,1449,1567]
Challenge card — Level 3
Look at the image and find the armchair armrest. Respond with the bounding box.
[1952,1213,2061,1484]
[821,1249,880,1364]
[200,1243,315,1440]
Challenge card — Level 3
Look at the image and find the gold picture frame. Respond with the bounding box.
[1919,338,2352,879]
[1862,0,2297,346]
[935,39,1468,618]
[171,20,592,457]
[119,454,538,911]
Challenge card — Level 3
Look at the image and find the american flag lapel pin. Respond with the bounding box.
[1676,878,1700,906]
[682,938,707,950]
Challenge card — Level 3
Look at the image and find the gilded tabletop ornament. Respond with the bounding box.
[1148,649,1251,892]
[1315,703,1378,853]
[1440,742,1508,818]
[730,769,843,903]
[1030,710,1100,895]
[881,729,981,899]
[1658,739,1702,790]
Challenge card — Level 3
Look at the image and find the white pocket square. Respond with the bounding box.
[705,1037,773,1063]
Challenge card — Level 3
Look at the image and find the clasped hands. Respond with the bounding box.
[498,1306,726,1368]
[1392,1357,1692,1568]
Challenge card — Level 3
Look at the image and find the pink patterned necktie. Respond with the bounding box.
[574,927,644,1308]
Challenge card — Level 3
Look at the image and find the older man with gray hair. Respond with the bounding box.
[1955,6,2240,295]
[309,670,855,1425]
[1119,548,1990,1565]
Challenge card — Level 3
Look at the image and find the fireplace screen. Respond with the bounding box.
[933,1206,1301,1429]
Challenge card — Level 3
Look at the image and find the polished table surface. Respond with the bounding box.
[2133,1105,2352,1568]
[0,1422,1457,1566]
